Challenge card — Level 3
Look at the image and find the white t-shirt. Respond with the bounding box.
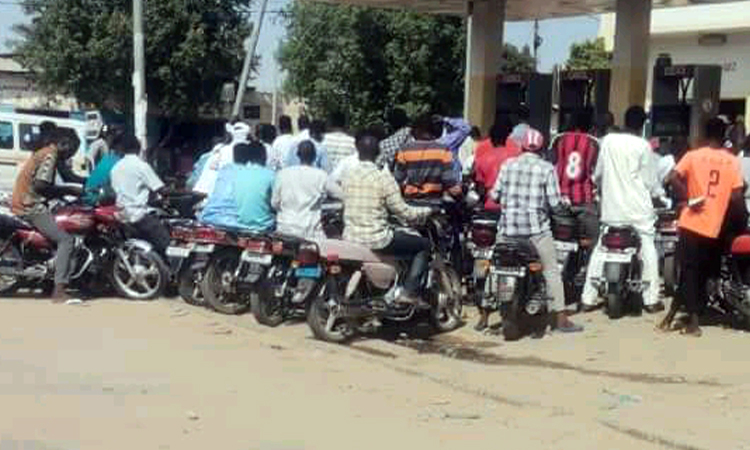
[270,134,295,171]
[271,165,339,240]
[595,132,660,233]
[331,153,360,185]
[111,154,165,223]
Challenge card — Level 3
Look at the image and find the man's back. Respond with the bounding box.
[394,140,456,199]
[12,146,57,216]
[323,132,355,170]
[597,132,657,230]
[235,164,276,231]
[553,131,599,205]
[200,164,242,229]
[675,147,743,239]
[474,140,520,211]
[273,165,328,238]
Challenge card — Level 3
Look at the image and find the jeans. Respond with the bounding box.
[677,229,722,315]
[131,214,170,256]
[528,232,566,313]
[26,211,75,285]
[581,227,660,307]
[377,231,430,296]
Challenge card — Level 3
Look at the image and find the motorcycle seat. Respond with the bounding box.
[494,238,540,261]
[0,213,33,231]
[318,239,395,264]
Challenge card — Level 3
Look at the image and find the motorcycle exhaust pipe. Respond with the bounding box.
[345,270,362,300]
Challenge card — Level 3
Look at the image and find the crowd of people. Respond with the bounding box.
[11,105,750,338]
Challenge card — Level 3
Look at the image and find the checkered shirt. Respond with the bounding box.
[377,127,414,170]
[490,152,563,237]
[342,161,431,249]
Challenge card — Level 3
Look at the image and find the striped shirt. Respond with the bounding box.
[323,131,356,170]
[393,140,459,200]
[551,132,599,205]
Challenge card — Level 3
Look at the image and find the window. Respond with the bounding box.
[243,105,261,120]
[19,123,77,152]
[0,121,13,150]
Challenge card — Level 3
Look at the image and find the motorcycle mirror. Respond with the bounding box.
[465,190,480,209]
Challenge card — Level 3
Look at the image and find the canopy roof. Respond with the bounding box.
[310,0,740,19]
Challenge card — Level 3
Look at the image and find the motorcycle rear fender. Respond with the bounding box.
[603,262,625,284]
[122,239,154,254]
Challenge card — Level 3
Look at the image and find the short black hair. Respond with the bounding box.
[56,128,80,158]
[355,129,381,162]
[387,108,409,131]
[624,106,648,132]
[298,115,310,131]
[297,140,317,165]
[233,143,253,165]
[328,111,346,129]
[572,111,593,132]
[489,119,512,147]
[412,113,442,140]
[112,133,141,155]
[247,140,266,165]
[470,126,481,140]
[258,124,277,145]
[705,117,727,143]
[310,120,326,142]
[37,121,58,149]
[278,115,292,134]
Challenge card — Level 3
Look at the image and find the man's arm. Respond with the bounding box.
[489,165,507,203]
[545,168,568,216]
[57,159,86,185]
[383,173,431,223]
[439,117,471,153]
[324,176,344,200]
[270,176,282,211]
[441,150,462,197]
[393,150,407,186]
[318,147,332,173]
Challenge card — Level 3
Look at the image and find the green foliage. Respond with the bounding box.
[12,0,253,118]
[279,2,465,129]
[565,37,612,71]
[501,43,535,74]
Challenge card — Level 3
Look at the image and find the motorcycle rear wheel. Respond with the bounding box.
[0,239,21,294]
[201,249,252,315]
[501,290,522,341]
[177,267,205,306]
[251,281,285,327]
[307,282,351,343]
[606,290,625,319]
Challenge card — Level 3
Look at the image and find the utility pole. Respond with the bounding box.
[533,19,543,73]
[133,0,148,156]
[232,0,270,119]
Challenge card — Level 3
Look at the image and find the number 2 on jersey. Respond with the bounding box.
[707,170,720,198]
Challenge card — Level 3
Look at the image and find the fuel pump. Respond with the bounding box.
[558,69,611,133]
[496,73,553,140]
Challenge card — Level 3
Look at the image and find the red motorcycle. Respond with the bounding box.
[0,203,169,300]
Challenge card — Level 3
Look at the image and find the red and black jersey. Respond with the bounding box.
[552,132,599,205]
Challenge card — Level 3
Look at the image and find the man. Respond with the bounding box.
[200,143,254,229]
[110,133,171,255]
[83,131,126,206]
[342,130,433,304]
[377,108,411,171]
[257,124,278,170]
[234,141,276,231]
[489,128,583,333]
[11,125,81,303]
[509,105,531,147]
[661,118,745,337]
[459,126,482,172]
[193,121,251,195]
[273,141,342,240]
[439,116,472,177]
[581,106,664,313]
[472,120,519,212]
[285,120,332,173]
[393,114,462,201]
[270,115,295,171]
[322,111,356,170]
[551,111,600,239]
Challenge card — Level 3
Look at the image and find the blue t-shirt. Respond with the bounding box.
[200,164,241,228]
[235,164,276,231]
[83,153,121,206]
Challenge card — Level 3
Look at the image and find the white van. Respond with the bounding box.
[0,106,93,191]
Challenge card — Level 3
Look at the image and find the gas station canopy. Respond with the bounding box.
[310,0,734,19]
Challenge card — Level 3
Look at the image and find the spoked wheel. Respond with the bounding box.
[0,239,21,295]
[201,249,251,315]
[251,281,285,327]
[177,266,205,306]
[430,267,463,333]
[111,245,169,300]
[307,281,351,343]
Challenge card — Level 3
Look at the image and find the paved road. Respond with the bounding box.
[0,297,747,450]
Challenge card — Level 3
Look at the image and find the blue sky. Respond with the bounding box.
[0,1,599,92]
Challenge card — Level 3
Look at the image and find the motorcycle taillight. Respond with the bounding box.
[471,228,496,248]
[194,227,228,244]
[239,238,271,253]
[603,232,637,250]
[296,243,320,265]
[553,225,575,242]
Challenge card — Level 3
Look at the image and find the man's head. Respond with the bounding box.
[411,113,442,141]
[520,128,545,154]
[278,115,293,135]
[112,133,141,156]
[572,111,593,133]
[227,121,251,144]
[356,129,381,162]
[56,128,80,160]
[233,142,253,165]
[258,124,277,145]
[624,106,648,134]
[37,121,58,150]
[298,115,310,132]
[387,108,409,132]
[489,119,512,147]
[705,117,727,148]
[470,126,481,140]
[246,140,267,166]
[310,120,326,142]
[297,140,317,166]
[328,111,346,130]
[514,105,530,125]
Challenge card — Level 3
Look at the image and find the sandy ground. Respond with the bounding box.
[0,296,748,450]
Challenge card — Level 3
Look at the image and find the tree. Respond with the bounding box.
[279,2,465,128]
[12,0,253,119]
[565,38,612,71]
[500,43,535,74]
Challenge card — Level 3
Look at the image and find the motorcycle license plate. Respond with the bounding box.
[603,252,632,263]
[194,244,215,253]
[166,244,194,258]
[555,241,578,252]
[295,266,322,279]
[241,251,273,265]
[472,248,493,260]
[492,267,526,276]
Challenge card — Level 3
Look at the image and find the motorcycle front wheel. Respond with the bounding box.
[201,249,252,315]
[430,267,463,333]
[111,245,169,300]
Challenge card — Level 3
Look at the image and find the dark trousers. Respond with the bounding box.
[677,229,723,315]
[377,231,430,296]
[27,211,75,285]
[571,204,599,240]
[132,214,170,256]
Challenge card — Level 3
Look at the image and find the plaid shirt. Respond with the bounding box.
[342,161,431,249]
[377,127,413,170]
[490,152,562,237]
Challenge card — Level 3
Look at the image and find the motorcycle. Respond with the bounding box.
[0,202,169,300]
[552,213,594,308]
[591,226,647,319]
[306,212,463,343]
[165,221,220,306]
[466,212,497,307]
[655,208,678,296]
[321,200,344,239]
[705,234,750,328]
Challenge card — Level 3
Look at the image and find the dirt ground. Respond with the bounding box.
[0,297,748,450]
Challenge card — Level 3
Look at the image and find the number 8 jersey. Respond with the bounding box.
[552,132,599,205]
[675,147,744,239]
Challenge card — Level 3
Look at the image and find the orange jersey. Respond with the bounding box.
[674,147,743,238]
